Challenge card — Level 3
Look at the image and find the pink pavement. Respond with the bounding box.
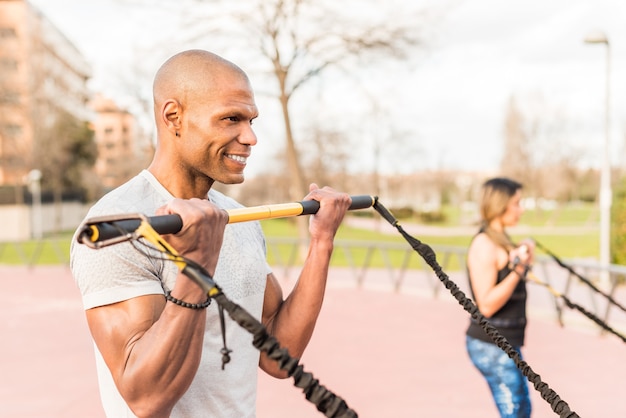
[2,265,625,418]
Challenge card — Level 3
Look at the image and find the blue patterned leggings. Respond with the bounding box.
[466,336,531,418]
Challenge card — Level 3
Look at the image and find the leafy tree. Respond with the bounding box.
[33,110,98,201]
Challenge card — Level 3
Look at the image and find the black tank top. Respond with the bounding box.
[465,238,527,347]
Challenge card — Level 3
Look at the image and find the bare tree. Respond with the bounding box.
[501,96,534,191]
[299,125,352,191]
[501,94,587,204]
[120,0,437,254]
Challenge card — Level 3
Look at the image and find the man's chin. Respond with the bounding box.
[216,175,245,186]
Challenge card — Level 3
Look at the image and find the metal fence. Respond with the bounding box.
[3,235,626,337]
[267,238,626,337]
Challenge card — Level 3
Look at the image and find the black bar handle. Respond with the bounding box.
[79,195,376,245]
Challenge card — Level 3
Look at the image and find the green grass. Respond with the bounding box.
[0,234,73,265]
[0,204,600,268]
[261,215,598,271]
[411,201,598,228]
[520,204,598,227]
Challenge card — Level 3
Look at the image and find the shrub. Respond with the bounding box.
[611,176,626,265]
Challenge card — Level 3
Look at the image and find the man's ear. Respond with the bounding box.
[162,99,182,134]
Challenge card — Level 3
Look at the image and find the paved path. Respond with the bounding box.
[2,265,625,417]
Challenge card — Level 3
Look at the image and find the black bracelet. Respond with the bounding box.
[165,290,211,309]
[513,264,530,280]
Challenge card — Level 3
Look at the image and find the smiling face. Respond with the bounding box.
[178,70,258,186]
[151,50,259,198]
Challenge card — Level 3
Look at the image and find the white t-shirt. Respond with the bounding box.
[70,170,272,418]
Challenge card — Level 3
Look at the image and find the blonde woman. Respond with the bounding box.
[465,177,534,418]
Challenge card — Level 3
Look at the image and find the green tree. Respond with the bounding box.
[34,110,98,200]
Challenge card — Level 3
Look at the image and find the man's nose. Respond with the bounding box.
[239,124,258,146]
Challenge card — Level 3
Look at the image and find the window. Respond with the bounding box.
[0,58,18,71]
[0,27,17,38]
[0,91,20,104]
[1,124,22,138]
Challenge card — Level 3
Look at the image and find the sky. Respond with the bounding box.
[29,0,626,177]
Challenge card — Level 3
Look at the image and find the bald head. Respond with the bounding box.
[152,50,249,120]
[148,49,258,191]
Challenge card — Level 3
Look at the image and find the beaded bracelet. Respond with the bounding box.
[165,290,211,309]
[512,264,530,280]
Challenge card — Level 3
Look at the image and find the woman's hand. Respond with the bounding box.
[509,238,535,268]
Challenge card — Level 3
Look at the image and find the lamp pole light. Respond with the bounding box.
[27,169,43,240]
[584,30,611,286]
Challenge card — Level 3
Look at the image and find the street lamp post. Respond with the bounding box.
[584,31,611,286]
[27,169,43,239]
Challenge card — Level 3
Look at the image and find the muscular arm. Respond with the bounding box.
[259,185,350,377]
[467,234,526,318]
[86,289,206,417]
[83,198,228,417]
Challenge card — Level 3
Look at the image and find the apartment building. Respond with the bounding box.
[0,0,91,186]
[90,94,153,191]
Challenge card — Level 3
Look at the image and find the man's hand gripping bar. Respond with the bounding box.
[77,195,376,249]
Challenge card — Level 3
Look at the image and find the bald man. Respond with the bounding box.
[70,50,351,418]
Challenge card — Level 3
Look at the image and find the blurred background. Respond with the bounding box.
[1,1,625,258]
[2,2,626,417]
